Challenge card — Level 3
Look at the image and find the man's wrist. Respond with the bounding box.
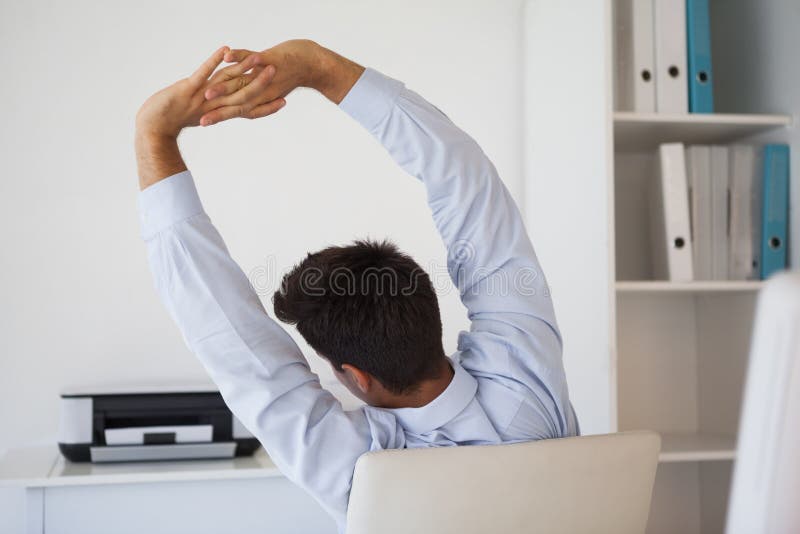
[135,129,177,148]
[135,130,187,191]
[307,44,365,105]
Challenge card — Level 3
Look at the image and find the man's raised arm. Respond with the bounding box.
[134,48,389,532]
[334,66,576,438]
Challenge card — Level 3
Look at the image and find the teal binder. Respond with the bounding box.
[686,0,714,113]
[760,144,790,279]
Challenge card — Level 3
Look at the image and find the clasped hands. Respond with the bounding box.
[135,39,324,140]
[134,39,362,189]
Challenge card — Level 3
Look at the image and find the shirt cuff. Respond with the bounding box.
[138,170,204,240]
[338,67,405,132]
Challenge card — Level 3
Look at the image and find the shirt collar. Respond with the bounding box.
[388,357,478,435]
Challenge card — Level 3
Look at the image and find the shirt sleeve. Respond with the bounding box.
[339,68,578,438]
[138,171,403,532]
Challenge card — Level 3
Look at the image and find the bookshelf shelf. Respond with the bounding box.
[658,433,737,463]
[614,112,792,151]
[616,281,765,293]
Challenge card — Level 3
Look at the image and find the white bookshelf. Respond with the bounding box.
[523,1,798,534]
[616,280,764,293]
[614,112,792,151]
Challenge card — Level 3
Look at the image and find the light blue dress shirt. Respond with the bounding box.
[139,67,579,532]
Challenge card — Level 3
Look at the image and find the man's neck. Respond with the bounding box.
[382,359,455,409]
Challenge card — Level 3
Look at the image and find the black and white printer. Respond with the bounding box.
[57,385,260,463]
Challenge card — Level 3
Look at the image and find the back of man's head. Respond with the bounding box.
[273,239,446,395]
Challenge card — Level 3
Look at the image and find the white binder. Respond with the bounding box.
[710,146,730,279]
[614,0,656,112]
[653,0,688,112]
[651,143,694,281]
[729,145,761,280]
[686,146,712,280]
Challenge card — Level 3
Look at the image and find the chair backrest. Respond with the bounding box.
[726,272,800,533]
[346,431,661,534]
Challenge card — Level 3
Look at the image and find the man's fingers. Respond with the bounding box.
[224,48,256,63]
[248,98,287,120]
[199,103,245,127]
[206,64,264,100]
[200,67,278,126]
[206,70,261,101]
[189,45,229,87]
[199,97,285,126]
[205,64,276,111]
[206,53,263,90]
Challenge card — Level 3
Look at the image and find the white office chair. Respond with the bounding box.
[346,431,661,534]
[727,272,800,533]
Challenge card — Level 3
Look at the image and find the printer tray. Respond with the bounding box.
[89,442,236,463]
[58,438,260,463]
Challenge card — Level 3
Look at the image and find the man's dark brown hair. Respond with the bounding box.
[273,239,446,393]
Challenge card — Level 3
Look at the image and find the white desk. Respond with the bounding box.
[0,447,335,534]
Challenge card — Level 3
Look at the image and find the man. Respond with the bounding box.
[136,39,579,531]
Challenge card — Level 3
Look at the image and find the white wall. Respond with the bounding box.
[0,0,529,451]
[523,1,615,435]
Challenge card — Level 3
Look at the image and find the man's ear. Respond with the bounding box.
[340,364,372,394]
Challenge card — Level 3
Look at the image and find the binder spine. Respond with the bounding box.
[710,146,730,280]
[760,145,790,279]
[632,0,656,112]
[654,0,689,112]
[652,143,694,281]
[686,0,714,113]
[687,146,712,280]
[728,146,759,280]
[614,0,656,112]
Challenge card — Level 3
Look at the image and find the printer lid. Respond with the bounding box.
[61,381,218,398]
